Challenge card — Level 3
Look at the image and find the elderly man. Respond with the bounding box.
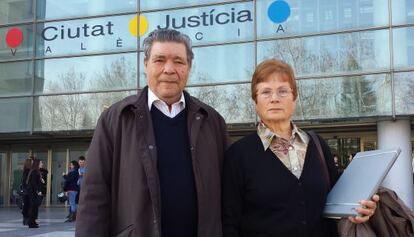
[76,29,228,237]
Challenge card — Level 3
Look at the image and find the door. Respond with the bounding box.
[51,149,67,205]
[0,152,7,206]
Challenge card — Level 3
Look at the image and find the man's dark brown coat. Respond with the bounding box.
[76,87,228,237]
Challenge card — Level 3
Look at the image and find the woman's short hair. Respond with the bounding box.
[251,59,298,102]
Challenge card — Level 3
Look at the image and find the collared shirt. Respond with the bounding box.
[257,122,309,179]
[147,88,186,118]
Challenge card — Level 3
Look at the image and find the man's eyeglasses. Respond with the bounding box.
[257,87,292,99]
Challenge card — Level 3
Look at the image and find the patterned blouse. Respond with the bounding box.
[257,122,309,179]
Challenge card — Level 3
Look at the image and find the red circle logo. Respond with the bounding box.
[6,27,23,48]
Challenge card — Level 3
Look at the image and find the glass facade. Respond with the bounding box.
[0,0,414,206]
[1,0,413,134]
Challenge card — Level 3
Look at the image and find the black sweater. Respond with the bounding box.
[222,132,338,237]
[151,106,198,237]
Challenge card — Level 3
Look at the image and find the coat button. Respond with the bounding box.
[190,146,195,151]
[149,145,154,149]
[196,116,201,120]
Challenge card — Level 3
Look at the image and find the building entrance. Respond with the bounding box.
[0,145,88,207]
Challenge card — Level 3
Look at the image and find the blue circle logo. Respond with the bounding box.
[268,0,291,24]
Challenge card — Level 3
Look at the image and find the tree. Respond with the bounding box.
[37,68,88,131]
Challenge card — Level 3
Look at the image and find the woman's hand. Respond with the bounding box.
[348,194,379,224]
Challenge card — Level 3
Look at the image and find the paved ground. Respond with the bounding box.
[0,207,75,237]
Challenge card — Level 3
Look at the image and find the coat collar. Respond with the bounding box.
[121,86,209,118]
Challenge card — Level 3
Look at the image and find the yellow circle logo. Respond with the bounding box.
[129,15,148,37]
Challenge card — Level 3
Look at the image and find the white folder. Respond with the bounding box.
[323,148,401,218]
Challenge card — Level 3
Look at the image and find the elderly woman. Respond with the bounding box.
[222,59,378,237]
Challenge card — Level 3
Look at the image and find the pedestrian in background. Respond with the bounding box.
[21,157,33,226]
[76,156,86,204]
[63,160,79,222]
[26,159,42,228]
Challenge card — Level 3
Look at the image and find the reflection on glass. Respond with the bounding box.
[34,91,135,131]
[257,0,388,39]
[36,15,138,58]
[0,25,34,60]
[140,0,236,11]
[0,61,33,96]
[258,29,389,77]
[10,151,29,206]
[0,152,6,206]
[51,149,66,205]
[141,2,254,46]
[139,43,254,87]
[294,74,392,120]
[69,148,87,162]
[394,72,414,115]
[37,0,136,20]
[186,83,255,124]
[35,53,137,94]
[393,27,414,68]
[392,0,414,25]
[0,0,34,25]
[0,97,31,132]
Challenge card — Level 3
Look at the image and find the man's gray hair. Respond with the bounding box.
[143,29,194,65]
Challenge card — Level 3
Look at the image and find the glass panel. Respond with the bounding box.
[36,14,138,58]
[0,60,33,96]
[35,53,137,94]
[0,152,6,206]
[37,0,136,20]
[140,0,236,11]
[257,0,388,39]
[10,151,29,206]
[363,139,377,151]
[139,43,254,87]
[0,24,34,60]
[325,139,342,170]
[186,83,255,124]
[341,138,360,167]
[394,72,414,115]
[0,0,34,25]
[392,0,414,25]
[393,27,414,69]
[34,90,135,131]
[293,74,392,120]
[69,148,87,162]
[51,149,66,205]
[141,1,254,45]
[0,97,32,133]
[258,29,390,77]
